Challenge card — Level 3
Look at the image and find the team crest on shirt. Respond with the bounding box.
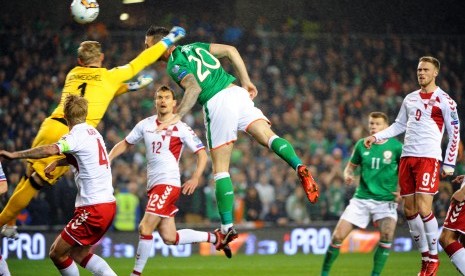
[383,151,393,164]
[180,45,193,53]
[428,98,436,106]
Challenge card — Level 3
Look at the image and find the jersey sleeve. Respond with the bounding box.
[56,134,78,154]
[167,58,190,85]
[107,41,169,84]
[179,122,205,153]
[441,95,460,167]
[349,139,363,165]
[125,120,145,145]
[374,98,408,141]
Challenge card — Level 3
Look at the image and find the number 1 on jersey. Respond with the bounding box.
[78,82,87,97]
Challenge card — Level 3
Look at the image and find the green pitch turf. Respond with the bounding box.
[7,252,457,275]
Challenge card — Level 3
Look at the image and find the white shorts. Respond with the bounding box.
[340,198,398,229]
[203,86,269,149]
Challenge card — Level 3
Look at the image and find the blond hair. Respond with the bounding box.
[64,95,88,125]
[77,41,101,65]
[419,56,440,71]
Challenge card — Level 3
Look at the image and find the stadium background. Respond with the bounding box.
[1,0,465,262]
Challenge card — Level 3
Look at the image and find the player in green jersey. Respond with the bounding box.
[144,26,319,253]
[321,112,403,276]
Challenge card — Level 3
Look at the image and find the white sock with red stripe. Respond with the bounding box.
[55,256,78,276]
[0,255,11,276]
[176,229,213,244]
[81,253,116,276]
[421,212,439,256]
[406,213,429,254]
[132,234,153,275]
[444,241,465,274]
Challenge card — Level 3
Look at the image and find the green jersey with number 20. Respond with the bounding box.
[350,138,403,201]
[166,42,236,106]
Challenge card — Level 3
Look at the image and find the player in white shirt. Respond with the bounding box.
[0,162,11,276]
[109,86,230,276]
[0,95,117,276]
[364,56,460,276]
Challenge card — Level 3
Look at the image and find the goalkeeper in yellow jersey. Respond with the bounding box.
[0,27,186,237]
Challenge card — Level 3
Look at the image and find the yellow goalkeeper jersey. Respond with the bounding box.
[49,41,168,127]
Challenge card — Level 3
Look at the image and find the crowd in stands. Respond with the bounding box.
[1,14,464,230]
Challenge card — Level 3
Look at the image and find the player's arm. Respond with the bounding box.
[0,145,60,160]
[109,27,185,84]
[108,139,132,163]
[372,100,408,142]
[157,74,202,130]
[44,158,68,180]
[441,99,460,175]
[210,43,257,99]
[343,161,358,185]
[182,148,208,195]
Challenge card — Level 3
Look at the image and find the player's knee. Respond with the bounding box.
[380,231,393,242]
[331,233,344,244]
[439,231,454,248]
[159,232,176,245]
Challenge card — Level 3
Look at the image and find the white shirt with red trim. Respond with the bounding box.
[56,123,115,207]
[125,115,205,190]
[374,87,460,167]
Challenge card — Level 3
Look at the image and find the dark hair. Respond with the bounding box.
[155,85,177,101]
[369,111,388,124]
[419,56,440,71]
[146,26,169,41]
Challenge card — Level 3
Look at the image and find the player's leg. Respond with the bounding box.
[440,199,465,274]
[440,228,465,274]
[372,217,397,276]
[321,219,354,276]
[399,157,430,274]
[246,119,319,203]
[49,234,79,276]
[210,143,238,240]
[0,171,42,227]
[0,255,11,276]
[131,211,161,276]
[71,245,116,276]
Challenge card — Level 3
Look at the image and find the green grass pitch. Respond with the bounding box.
[6,251,456,275]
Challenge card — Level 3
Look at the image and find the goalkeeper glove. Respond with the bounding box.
[127,75,154,92]
[162,26,186,47]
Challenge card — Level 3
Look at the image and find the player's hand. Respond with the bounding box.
[242,82,258,100]
[162,26,186,47]
[452,175,465,185]
[126,75,154,92]
[182,178,199,195]
[392,191,401,203]
[363,136,376,149]
[0,150,15,160]
[344,174,354,185]
[44,161,58,179]
[156,114,181,131]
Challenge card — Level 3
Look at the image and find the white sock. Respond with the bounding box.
[422,212,439,255]
[83,254,116,276]
[407,213,429,253]
[451,248,465,274]
[0,255,11,276]
[176,229,211,244]
[59,261,79,276]
[133,235,153,274]
[221,223,233,234]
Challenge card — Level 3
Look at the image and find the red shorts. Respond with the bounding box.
[443,200,465,234]
[146,184,181,217]
[61,202,116,246]
[398,157,440,196]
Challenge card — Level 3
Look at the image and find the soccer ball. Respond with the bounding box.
[70,0,99,24]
